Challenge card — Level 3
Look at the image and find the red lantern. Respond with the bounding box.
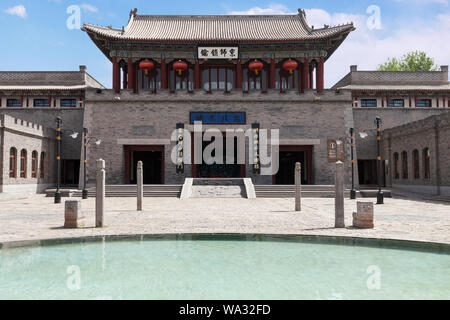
[249,60,264,75]
[139,59,154,76]
[283,59,298,75]
[173,60,188,76]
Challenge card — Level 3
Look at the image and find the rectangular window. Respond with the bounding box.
[389,99,405,107]
[60,99,77,107]
[7,99,22,107]
[416,99,432,107]
[33,99,50,107]
[360,99,377,107]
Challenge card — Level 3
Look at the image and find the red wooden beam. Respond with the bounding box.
[194,59,200,89]
[269,59,276,89]
[236,60,242,89]
[316,57,324,93]
[113,57,121,93]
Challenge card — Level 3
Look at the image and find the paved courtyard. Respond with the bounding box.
[0,194,449,244]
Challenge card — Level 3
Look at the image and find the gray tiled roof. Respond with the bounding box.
[333,68,449,91]
[0,68,105,91]
[83,12,354,42]
[338,84,450,92]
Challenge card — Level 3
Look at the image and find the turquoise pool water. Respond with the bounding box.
[0,238,449,300]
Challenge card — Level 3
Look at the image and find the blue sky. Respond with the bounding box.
[1,0,449,87]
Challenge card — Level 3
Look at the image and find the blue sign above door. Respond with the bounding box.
[190,112,246,125]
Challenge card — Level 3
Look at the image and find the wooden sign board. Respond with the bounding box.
[328,139,345,162]
[198,47,239,60]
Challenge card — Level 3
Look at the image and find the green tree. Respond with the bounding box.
[377,51,439,71]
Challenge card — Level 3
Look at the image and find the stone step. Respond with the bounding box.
[255,191,351,198]
[47,185,182,198]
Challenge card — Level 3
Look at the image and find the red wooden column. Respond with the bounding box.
[112,57,120,93]
[269,59,276,89]
[194,59,200,89]
[316,56,324,94]
[127,58,134,92]
[301,58,310,93]
[161,59,167,89]
[236,60,242,89]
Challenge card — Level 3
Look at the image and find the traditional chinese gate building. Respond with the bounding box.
[80,9,358,186]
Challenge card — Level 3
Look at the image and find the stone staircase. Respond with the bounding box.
[47,185,183,198]
[182,178,256,199]
[254,185,350,198]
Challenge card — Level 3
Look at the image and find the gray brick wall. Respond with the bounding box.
[381,111,450,195]
[0,115,56,193]
[83,89,354,186]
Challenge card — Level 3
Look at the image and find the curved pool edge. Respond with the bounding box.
[1,233,449,254]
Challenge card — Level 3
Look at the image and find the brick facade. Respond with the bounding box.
[0,115,56,194]
[382,112,450,196]
[82,89,354,186]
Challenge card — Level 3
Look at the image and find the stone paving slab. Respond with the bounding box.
[0,195,449,244]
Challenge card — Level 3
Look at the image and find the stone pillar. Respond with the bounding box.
[113,57,120,93]
[161,59,167,89]
[295,162,302,212]
[269,59,276,89]
[335,161,345,228]
[64,200,85,228]
[236,60,242,89]
[137,161,143,211]
[316,56,325,93]
[96,159,105,228]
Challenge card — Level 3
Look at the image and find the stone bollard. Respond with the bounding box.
[335,161,345,228]
[64,200,85,228]
[137,161,143,211]
[353,202,374,229]
[96,159,105,228]
[295,162,302,212]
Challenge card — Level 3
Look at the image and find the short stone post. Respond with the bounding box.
[137,161,143,211]
[353,202,374,229]
[96,159,105,228]
[64,200,85,228]
[335,161,345,228]
[295,162,302,212]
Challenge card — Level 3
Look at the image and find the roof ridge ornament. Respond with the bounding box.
[130,8,138,18]
[298,8,306,18]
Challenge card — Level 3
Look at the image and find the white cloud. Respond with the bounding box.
[229,4,294,15]
[394,0,448,5]
[4,5,27,18]
[80,3,98,13]
[227,4,450,86]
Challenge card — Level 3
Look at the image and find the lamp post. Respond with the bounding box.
[375,116,384,205]
[349,128,356,200]
[54,117,79,204]
[81,128,102,199]
[55,117,62,204]
[82,128,88,199]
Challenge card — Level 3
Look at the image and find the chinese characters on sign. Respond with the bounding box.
[190,112,246,125]
[328,139,346,162]
[198,47,239,60]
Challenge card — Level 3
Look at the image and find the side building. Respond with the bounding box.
[382,112,450,196]
[333,65,449,187]
[0,66,104,194]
